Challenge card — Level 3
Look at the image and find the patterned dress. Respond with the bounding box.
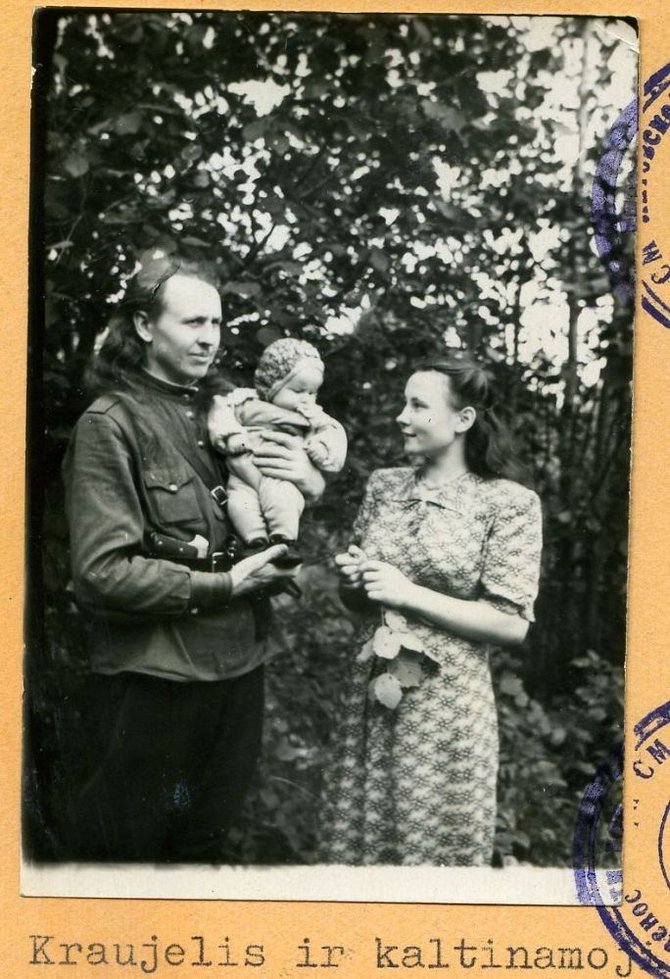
[319,467,542,866]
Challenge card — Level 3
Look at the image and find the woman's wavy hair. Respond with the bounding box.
[86,252,223,397]
[413,353,529,485]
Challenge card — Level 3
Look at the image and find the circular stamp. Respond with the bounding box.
[572,746,624,907]
[591,61,670,328]
[637,62,670,327]
[574,700,670,979]
[591,98,637,306]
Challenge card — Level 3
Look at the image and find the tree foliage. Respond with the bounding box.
[28,10,635,864]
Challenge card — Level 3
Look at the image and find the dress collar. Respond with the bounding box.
[391,468,478,510]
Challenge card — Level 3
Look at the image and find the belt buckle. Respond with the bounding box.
[210,551,227,573]
[210,485,227,508]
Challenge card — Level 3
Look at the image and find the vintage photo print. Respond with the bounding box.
[23,9,637,902]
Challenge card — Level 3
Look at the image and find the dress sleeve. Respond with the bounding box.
[479,486,543,622]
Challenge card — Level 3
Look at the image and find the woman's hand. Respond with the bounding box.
[252,430,325,503]
[229,544,299,598]
[334,544,367,587]
[360,560,416,609]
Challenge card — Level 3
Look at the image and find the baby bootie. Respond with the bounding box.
[243,537,270,557]
[268,534,303,568]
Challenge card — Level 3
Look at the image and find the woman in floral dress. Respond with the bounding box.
[319,355,542,866]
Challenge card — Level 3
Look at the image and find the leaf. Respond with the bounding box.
[104,207,141,226]
[193,171,210,188]
[356,638,375,664]
[223,280,262,298]
[186,23,209,49]
[181,235,210,248]
[302,80,328,100]
[511,830,531,850]
[384,609,408,632]
[399,632,423,653]
[422,100,465,132]
[63,153,89,178]
[369,246,390,273]
[256,325,283,348]
[272,134,290,155]
[372,625,401,659]
[434,200,469,225]
[152,235,178,255]
[388,650,423,688]
[275,737,300,762]
[259,786,279,809]
[413,20,433,45]
[369,673,403,709]
[243,118,268,142]
[87,118,113,136]
[499,672,524,697]
[346,116,370,140]
[52,52,68,74]
[440,107,466,132]
[181,143,202,163]
[264,195,289,219]
[114,111,143,136]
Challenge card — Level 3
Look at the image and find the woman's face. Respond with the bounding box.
[396,371,467,458]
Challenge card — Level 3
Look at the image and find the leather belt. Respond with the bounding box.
[174,551,232,573]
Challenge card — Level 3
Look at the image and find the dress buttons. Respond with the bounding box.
[186,409,195,419]
[168,483,178,493]
[190,607,199,616]
[197,439,205,448]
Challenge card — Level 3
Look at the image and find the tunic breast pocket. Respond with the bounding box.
[143,464,201,528]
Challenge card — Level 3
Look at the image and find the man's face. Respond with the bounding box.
[136,274,222,385]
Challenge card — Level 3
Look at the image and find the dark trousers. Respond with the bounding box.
[64,666,264,863]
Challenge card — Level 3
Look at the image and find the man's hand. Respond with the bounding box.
[229,544,299,598]
[252,430,325,502]
[334,544,367,587]
[360,560,416,609]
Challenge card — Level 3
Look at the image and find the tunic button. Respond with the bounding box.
[168,483,178,492]
[186,409,195,419]
[197,439,205,448]
[190,607,199,616]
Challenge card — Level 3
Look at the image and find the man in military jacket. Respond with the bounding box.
[63,254,324,862]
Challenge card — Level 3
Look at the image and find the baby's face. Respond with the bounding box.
[273,364,323,413]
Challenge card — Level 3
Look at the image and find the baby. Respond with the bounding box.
[208,338,347,566]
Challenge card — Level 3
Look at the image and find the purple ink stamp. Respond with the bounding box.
[591,99,637,307]
[637,62,670,327]
[574,699,670,979]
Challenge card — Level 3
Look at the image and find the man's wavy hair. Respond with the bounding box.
[412,352,529,485]
[86,252,223,397]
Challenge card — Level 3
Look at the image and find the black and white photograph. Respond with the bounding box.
[24,9,637,901]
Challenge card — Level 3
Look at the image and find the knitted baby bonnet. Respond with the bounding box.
[254,337,324,402]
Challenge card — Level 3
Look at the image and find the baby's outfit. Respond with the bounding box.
[209,338,347,548]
